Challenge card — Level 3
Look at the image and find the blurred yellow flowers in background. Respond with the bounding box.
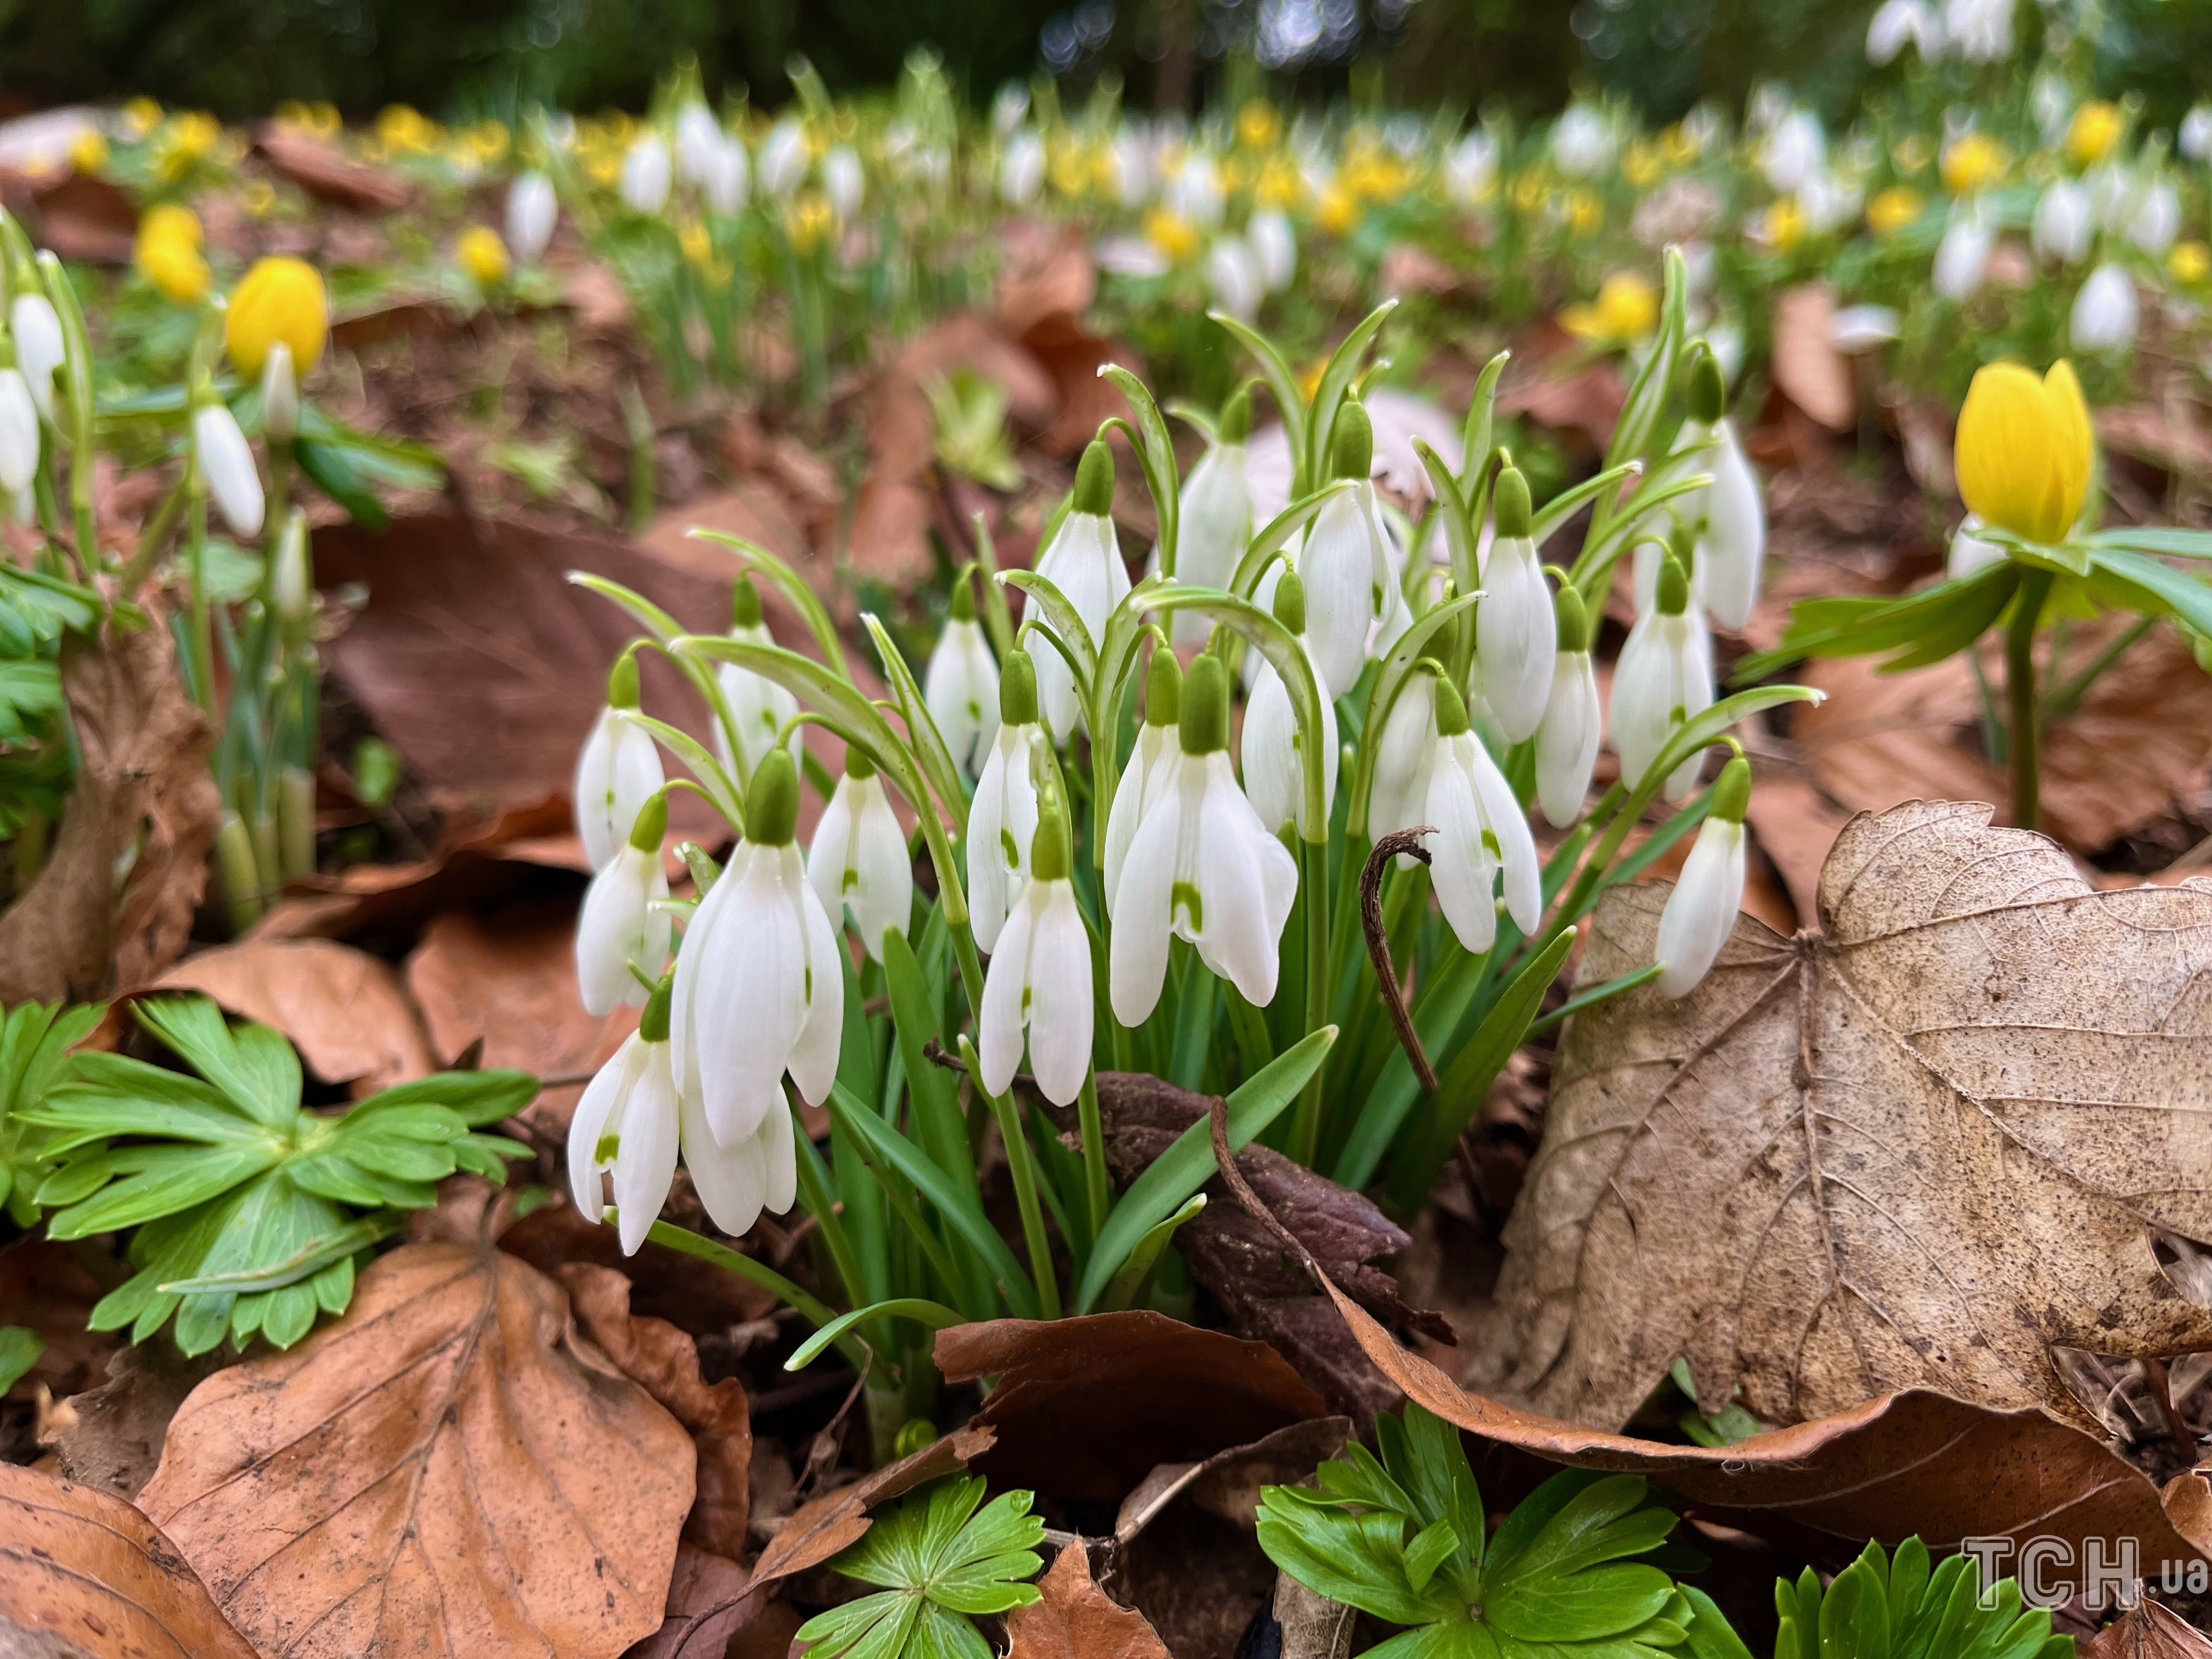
[1561,270,1659,346]
[135,204,210,303]
[456,225,511,285]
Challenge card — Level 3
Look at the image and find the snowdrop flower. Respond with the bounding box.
[1109,653,1299,1023]
[2071,263,2140,353]
[1798,170,1863,236]
[1161,388,1251,647]
[1656,756,1751,997]
[714,576,801,782]
[619,134,673,214]
[1867,0,1939,63]
[1444,131,1497,204]
[0,367,37,495]
[1535,586,1602,829]
[1297,401,1406,697]
[1943,0,2012,62]
[922,574,1000,776]
[1240,572,1338,840]
[1612,551,1713,803]
[672,749,842,1148]
[1248,208,1296,293]
[1107,132,1152,206]
[270,509,311,624]
[258,343,298,445]
[1205,236,1263,322]
[1474,464,1554,744]
[1933,206,1994,302]
[1029,441,1129,737]
[191,395,263,539]
[2129,182,2180,256]
[577,792,672,1015]
[674,104,724,187]
[2032,179,2093,265]
[979,805,1091,1105]
[1366,663,1439,850]
[1167,153,1223,227]
[808,747,911,961]
[1550,105,1615,178]
[506,171,558,264]
[1000,131,1046,206]
[822,145,864,221]
[9,292,63,424]
[760,118,809,198]
[992,83,1030,136]
[1104,647,1180,915]
[969,650,1042,952]
[574,654,665,870]
[2183,104,2212,165]
[1677,354,1764,633]
[1762,111,1825,194]
[701,137,749,214]
[1948,514,2006,579]
[1424,678,1542,955]
[1829,304,1901,352]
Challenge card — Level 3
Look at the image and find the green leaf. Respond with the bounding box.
[0,1325,43,1391]
[809,1476,1045,1659]
[2090,546,2212,644]
[1740,563,2019,679]
[785,1298,966,1372]
[133,997,300,1129]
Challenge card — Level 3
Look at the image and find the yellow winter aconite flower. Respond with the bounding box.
[135,205,210,303]
[2170,241,2210,284]
[1760,196,1805,251]
[1237,100,1281,151]
[70,129,109,174]
[2066,100,2124,168]
[1049,141,1093,198]
[1144,207,1199,262]
[377,105,441,155]
[1561,270,1660,346]
[456,225,510,285]
[122,97,163,138]
[1315,186,1357,235]
[785,194,834,255]
[226,256,329,379]
[1955,360,2093,545]
[1941,133,2006,195]
[1866,185,1923,238]
[1621,140,1662,188]
[1562,188,1602,236]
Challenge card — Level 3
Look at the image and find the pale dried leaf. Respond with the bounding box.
[2084,1601,2212,1658]
[153,936,438,1092]
[138,1239,693,1659]
[1007,1544,1171,1659]
[1770,285,1856,432]
[1481,799,2212,1431]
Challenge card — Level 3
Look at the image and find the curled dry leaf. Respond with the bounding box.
[0,614,219,1003]
[45,1342,223,1501]
[2084,1601,2212,1657]
[0,1463,260,1659]
[151,936,438,1092]
[138,1239,695,1659]
[1480,799,2212,1432]
[1007,1544,1171,1659]
[623,1544,800,1659]
[1769,284,1857,433]
[252,126,412,212]
[748,1423,996,1591]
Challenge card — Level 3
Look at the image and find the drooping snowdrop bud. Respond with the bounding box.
[0,366,38,495]
[1536,585,1602,829]
[1679,354,1765,633]
[671,748,843,1149]
[979,804,1093,1105]
[1866,0,1939,64]
[1000,130,1046,206]
[808,747,912,962]
[506,170,558,264]
[1248,208,1296,293]
[1611,551,1713,803]
[1761,110,1825,194]
[1367,662,1440,846]
[191,394,264,539]
[270,508,311,624]
[992,83,1030,136]
[575,651,666,869]
[2129,181,2180,257]
[1933,206,1994,302]
[714,574,802,782]
[1204,236,1263,321]
[674,104,725,187]
[701,137,749,214]
[9,293,64,424]
[1240,572,1339,839]
[259,342,298,444]
[1473,462,1554,743]
[568,983,683,1255]
[578,791,673,1015]
[1656,755,1751,997]
[1110,652,1300,1024]
[620,134,673,213]
[2185,104,2212,165]
[1299,400,1402,697]
[970,649,1043,952]
[1165,386,1252,646]
[922,574,999,776]
[1425,678,1542,955]
[1550,105,1614,178]
[1948,513,2006,579]
[2070,263,2140,353]
[2032,179,2093,266]
[822,145,864,221]
[1105,645,1182,913]
[1030,441,1129,737]
[760,118,809,198]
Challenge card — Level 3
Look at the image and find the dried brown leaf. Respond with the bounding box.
[1008,1544,1171,1659]
[748,1424,995,1591]
[1480,799,2212,1434]
[1770,285,1856,433]
[138,1239,693,1659]
[252,127,411,212]
[151,936,438,1091]
[44,1342,222,1501]
[2085,1601,2212,1657]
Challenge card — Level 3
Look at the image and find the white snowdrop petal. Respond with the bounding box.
[1657,818,1747,997]
[681,1075,770,1237]
[566,1034,641,1222]
[1108,770,1185,1026]
[1025,884,1093,1107]
[1536,653,1602,829]
[612,1047,682,1255]
[1425,754,1499,955]
[978,888,1036,1098]
[787,853,848,1107]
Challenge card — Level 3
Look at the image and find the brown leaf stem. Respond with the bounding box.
[1360,830,1440,1097]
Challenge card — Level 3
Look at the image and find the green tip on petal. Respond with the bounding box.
[1554,582,1591,653]
[1656,553,1691,617]
[949,572,977,622]
[1180,651,1230,755]
[640,975,674,1043]
[1330,398,1373,480]
[1434,675,1471,737]
[1030,805,1072,881]
[1493,465,1532,539]
[1221,382,1252,443]
[607,651,641,711]
[1713,755,1752,822]
[731,573,763,629]
[1073,440,1115,516]
[1001,647,1039,725]
[627,789,669,854]
[1144,644,1183,728]
[844,744,877,780]
[746,749,800,846]
[1688,349,1727,426]
[1272,568,1307,635]
[1668,512,1697,564]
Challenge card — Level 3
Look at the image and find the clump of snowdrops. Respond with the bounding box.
[564,250,1813,1459]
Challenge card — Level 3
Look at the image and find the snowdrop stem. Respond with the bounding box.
[1290,835,1333,1165]
[38,253,95,575]
[184,488,213,710]
[639,1218,866,1370]
[1077,1069,1110,1243]
[964,1034,1064,1319]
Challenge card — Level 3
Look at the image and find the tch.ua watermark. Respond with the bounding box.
[1962,1537,2212,1610]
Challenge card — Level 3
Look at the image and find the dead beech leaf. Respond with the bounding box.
[1480,799,2212,1434]
[0,614,218,1003]
[2085,1601,2212,1657]
[0,1463,260,1659]
[560,1263,751,1561]
[151,936,438,1092]
[138,1239,694,1659]
[252,126,411,212]
[749,1423,996,1591]
[1008,1545,1171,1659]
[45,1342,221,1501]
[625,1544,798,1659]
[1770,285,1856,433]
